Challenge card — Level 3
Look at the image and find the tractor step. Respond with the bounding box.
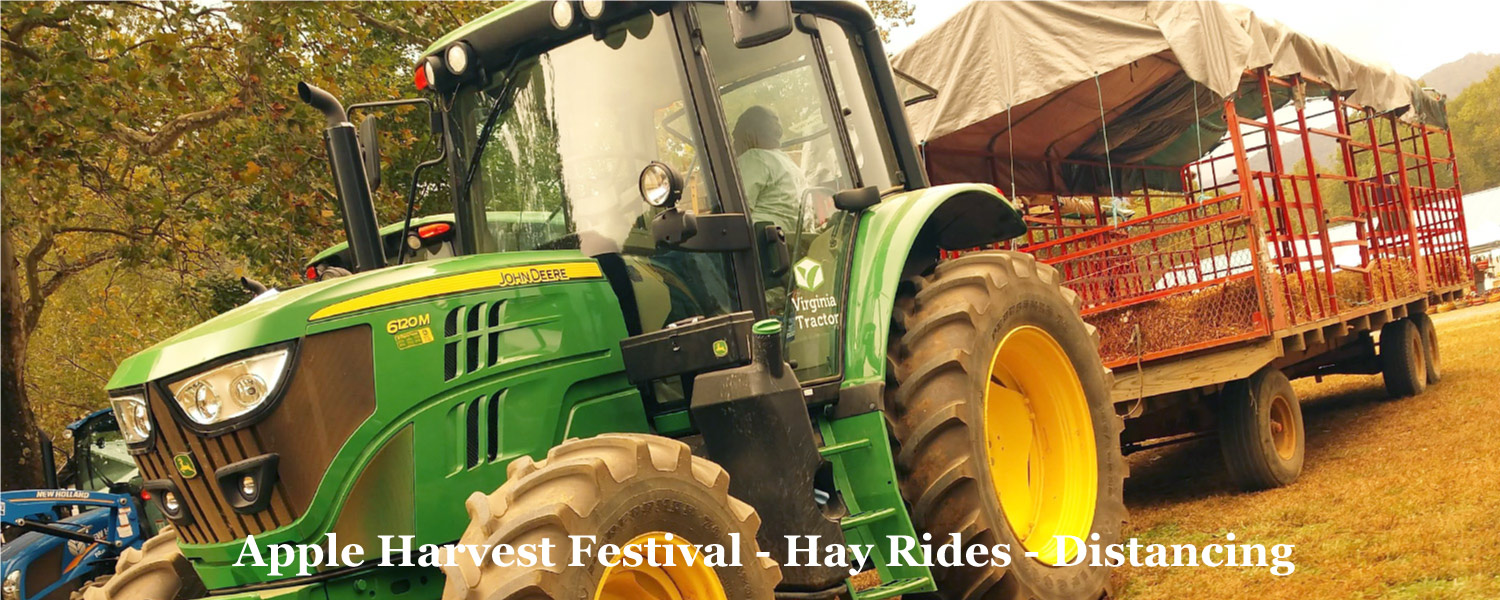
[853,577,936,600]
[839,508,896,530]
[818,438,871,456]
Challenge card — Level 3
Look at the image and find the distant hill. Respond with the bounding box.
[1419,53,1500,98]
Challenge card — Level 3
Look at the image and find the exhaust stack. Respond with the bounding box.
[298,82,384,273]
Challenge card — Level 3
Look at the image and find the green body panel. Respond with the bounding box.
[108,251,597,388]
[840,183,1020,391]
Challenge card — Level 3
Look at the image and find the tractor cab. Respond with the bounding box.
[396,1,920,385]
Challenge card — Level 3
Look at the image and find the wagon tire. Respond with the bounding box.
[1409,312,1440,384]
[1218,367,1304,491]
[1380,318,1427,398]
[886,251,1125,600]
[440,433,780,600]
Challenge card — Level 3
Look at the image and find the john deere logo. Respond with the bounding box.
[793,258,825,291]
[173,453,199,479]
[712,339,729,358]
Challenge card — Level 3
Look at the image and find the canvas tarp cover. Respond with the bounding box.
[891,1,1447,195]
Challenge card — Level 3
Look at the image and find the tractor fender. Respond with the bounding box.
[841,183,1025,392]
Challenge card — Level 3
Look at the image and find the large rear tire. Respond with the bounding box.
[441,434,780,600]
[1380,319,1427,398]
[1218,367,1304,491]
[886,251,1126,600]
[76,527,204,600]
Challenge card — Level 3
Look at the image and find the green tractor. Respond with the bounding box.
[91,3,1125,600]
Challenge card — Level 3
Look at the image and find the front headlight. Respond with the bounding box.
[110,394,152,444]
[167,348,291,426]
[3,570,20,600]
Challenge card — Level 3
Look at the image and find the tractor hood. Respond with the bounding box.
[107,250,596,390]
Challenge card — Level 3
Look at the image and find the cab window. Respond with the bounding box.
[455,11,738,332]
[698,6,862,381]
[817,17,900,191]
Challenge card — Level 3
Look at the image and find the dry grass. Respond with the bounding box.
[1114,301,1500,599]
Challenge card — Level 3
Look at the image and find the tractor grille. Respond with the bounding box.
[461,390,506,469]
[135,389,296,545]
[444,300,512,381]
[133,326,375,545]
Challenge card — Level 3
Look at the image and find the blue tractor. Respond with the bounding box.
[2,409,162,600]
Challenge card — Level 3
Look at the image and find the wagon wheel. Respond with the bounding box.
[1218,367,1305,490]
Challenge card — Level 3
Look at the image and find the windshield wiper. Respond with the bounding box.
[461,51,525,195]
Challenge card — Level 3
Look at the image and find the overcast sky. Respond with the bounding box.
[885,0,1500,78]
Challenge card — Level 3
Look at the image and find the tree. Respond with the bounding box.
[867,1,916,43]
[1448,65,1500,192]
[1,1,915,490]
[1,1,493,490]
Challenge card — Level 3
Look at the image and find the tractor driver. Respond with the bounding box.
[732,105,803,233]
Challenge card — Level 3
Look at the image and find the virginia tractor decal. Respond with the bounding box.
[790,257,841,330]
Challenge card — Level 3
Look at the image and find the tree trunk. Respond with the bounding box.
[2,227,46,491]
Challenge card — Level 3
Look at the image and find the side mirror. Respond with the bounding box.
[833,186,882,213]
[726,0,793,48]
[359,115,382,193]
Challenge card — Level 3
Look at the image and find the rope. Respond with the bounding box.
[1006,103,1017,203]
[1093,73,1117,200]
[1132,323,1145,403]
[1006,102,1019,250]
[1191,80,1204,199]
[1191,83,1205,159]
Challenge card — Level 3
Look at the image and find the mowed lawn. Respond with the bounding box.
[1114,301,1500,599]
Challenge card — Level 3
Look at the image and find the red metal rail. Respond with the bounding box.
[932,69,1470,367]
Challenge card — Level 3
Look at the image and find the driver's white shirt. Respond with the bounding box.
[737,148,803,232]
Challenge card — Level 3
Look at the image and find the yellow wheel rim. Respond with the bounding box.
[983,325,1098,566]
[1268,394,1296,461]
[593,532,727,600]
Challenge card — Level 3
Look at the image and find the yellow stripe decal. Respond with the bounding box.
[309,261,603,321]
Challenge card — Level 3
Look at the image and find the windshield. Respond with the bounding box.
[453,11,716,256]
[450,10,739,331]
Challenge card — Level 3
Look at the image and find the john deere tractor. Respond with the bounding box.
[89,3,1125,600]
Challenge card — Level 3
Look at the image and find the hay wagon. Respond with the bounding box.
[896,1,1470,489]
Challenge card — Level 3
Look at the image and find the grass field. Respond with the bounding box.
[1114,301,1500,599]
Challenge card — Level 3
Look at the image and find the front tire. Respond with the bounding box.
[76,528,204,600]
[441,434,780,600]
[887,251,1126,600]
